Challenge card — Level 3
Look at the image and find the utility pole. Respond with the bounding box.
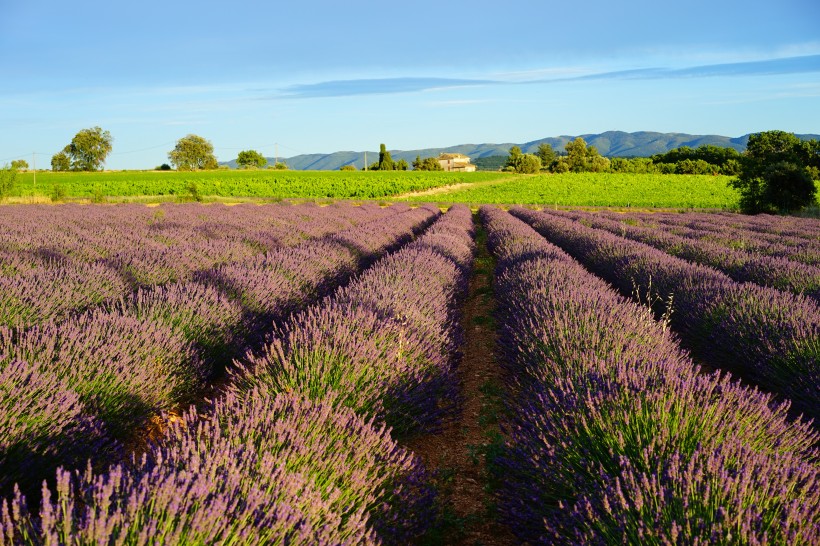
[364,151,367,171]
[275,143,279,166]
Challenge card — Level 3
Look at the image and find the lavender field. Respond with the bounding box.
[0,202,818,544]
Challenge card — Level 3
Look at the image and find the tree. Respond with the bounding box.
[340,164,357,171]
[51,152,70,172]
[0,164,17,200]
[517,154,542,174]
[505,146,541,174]
[536,143,556,170]
[273,161,288,170]
[60,126,113,171]
[10,159,28,171]
[586,148,610,173]
[169,135,218,171]
[395,158,409,171]
[236,149,267,169]
[730,131,817,214]
[378,144,394,171]
[552,157,570,173]
[564,138,588,172]
[505,146,523,171]
[412,156,443,171]
[721,159,742,176]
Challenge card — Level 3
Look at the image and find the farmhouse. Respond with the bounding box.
[437,153,476,172]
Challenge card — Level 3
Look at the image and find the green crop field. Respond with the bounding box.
[4,170,745,209]
[6,170,505,202]
[401,172,742,209]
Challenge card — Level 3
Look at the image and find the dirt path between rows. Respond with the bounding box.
[404,216,517,545]
[393,176,511,200]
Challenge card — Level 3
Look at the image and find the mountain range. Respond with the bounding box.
[222,131,820,171]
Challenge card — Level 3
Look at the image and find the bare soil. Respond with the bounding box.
[404,217,518,545]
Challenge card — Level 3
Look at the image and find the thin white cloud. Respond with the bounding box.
[424,99,497,107]
[262,55,820,100]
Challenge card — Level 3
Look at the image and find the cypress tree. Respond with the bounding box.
[378,143,395,171]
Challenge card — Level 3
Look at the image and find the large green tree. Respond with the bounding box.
[562,137,609,173]
[169,135,219,171]
[59,127,113,171]
[536,143,556,170]
[564,138,588,172]
[236,149,267,169]
[730,130,818,214]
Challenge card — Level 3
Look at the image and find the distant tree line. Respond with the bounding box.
[48,128,291,172]
[496,131,819,214]
[496,135,817,181]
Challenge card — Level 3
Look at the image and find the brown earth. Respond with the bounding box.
[404,217,518,545]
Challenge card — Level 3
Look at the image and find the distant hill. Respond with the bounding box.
[221,131,820,171]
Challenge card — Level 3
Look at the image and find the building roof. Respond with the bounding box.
[437,153,471,160]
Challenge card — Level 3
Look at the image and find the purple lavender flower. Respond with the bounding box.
[480,206,819,544]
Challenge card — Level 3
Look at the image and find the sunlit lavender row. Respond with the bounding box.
[0,202,396,328]
[711,210,820,240]
[2,200,819,544]
[611,210,820,265]
[482,206,820,544]
[511,207,820,422]
[548,208,820,299]
[1,204,473,544]
[232,203,474,435]
[0,203,439,504]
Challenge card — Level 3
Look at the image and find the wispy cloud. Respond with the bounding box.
[268,55,820,100]
[567,54,820,81]
[425,99,497,107]
[273,77,496,98]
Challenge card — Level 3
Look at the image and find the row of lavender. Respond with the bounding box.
[481,206,819,543]
[0,202,392,266]
[1,205,475,544]
[618,210,820,265]
[511,207,820,424]
[0,202,398,328]
[0,203,440,503]
[546,208,820,301]
[712,209,820,241]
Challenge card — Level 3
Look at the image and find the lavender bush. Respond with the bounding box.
[566,442,819,545]
[0,359,116,500]
[1,390,433,545]
[0,262,127,328]
[480,206,820,544]
[0,310,205,438]
[511,207,820,422]
[112,281,247,377]
[552,208,820,300]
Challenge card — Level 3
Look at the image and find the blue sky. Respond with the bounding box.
[1,0,819,169]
